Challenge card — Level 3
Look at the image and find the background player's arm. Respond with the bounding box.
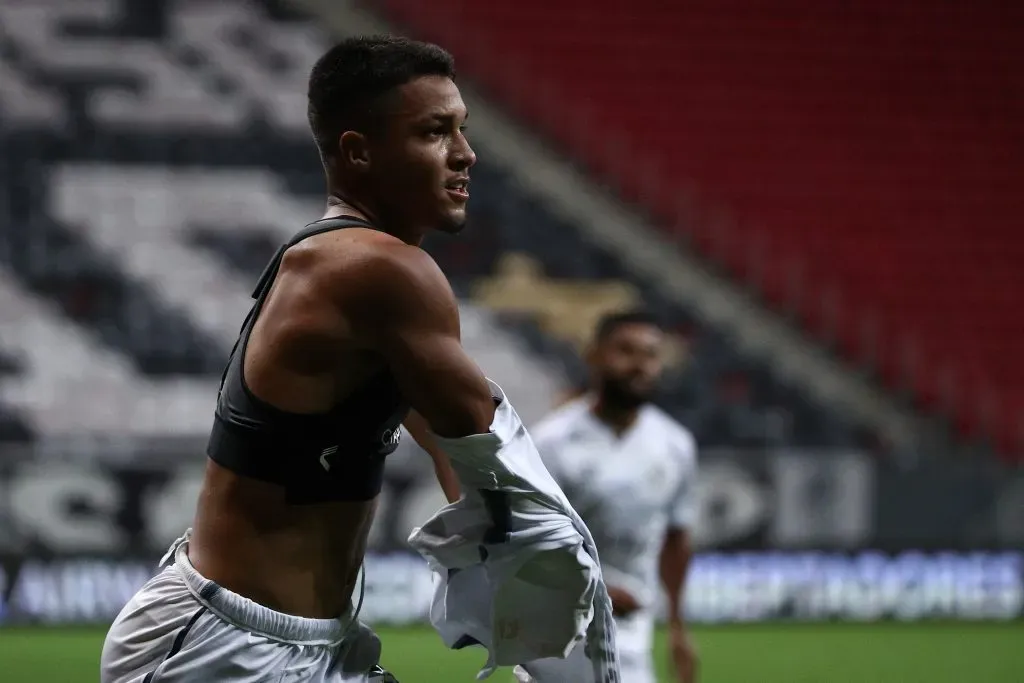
[660,527,692,628]
[404,409,461,503]
[662,438,698,628]
[338,244,495,439]
[661,440,699,682]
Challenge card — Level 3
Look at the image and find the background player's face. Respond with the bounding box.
[591,322,666,408]
[370,75,476,233]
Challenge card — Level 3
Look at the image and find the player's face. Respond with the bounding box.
[370,75,476,234]
[593,323,665,406]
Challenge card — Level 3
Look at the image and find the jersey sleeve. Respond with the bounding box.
[667,431,699,530]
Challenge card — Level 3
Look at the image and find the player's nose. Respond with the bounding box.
[450,136,476,171]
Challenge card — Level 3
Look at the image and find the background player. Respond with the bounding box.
[521,310,699,683]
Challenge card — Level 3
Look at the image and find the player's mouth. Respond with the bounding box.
[445,177,470,201]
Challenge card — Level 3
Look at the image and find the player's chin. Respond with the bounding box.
[435,207,469,234]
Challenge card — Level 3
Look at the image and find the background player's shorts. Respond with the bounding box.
[512,611,654,683]
[613,612,656,683]
[100,534,396,683]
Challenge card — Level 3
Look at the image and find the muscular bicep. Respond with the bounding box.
[344,245,495,438]
[384,306,495,437]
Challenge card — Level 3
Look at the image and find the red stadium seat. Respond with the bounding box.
[378,0,1024,459]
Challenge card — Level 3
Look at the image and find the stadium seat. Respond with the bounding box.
[378,0,1024,458]
[0,0,876,451]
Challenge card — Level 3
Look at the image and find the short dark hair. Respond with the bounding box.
[307,35,456,157]
[594,309,662,344]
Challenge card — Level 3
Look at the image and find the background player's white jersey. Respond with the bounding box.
[531,396,698,610]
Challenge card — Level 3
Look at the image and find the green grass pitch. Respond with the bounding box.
[2,623,1022,682]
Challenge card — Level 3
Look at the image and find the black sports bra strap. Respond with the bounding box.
[290,216,376,245]
[251,243,288,300]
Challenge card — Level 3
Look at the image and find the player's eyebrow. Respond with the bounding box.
[424,109,469,125]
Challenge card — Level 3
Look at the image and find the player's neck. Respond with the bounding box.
[590,397,640,436]
[324,192,424,245]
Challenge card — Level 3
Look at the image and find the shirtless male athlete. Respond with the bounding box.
[100,35,505,683]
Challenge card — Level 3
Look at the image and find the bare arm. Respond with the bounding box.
[659,527,692,628]
[664,436,698,629]
[404,409,461,503]
[662,526,699,682]
[338,243,495,439]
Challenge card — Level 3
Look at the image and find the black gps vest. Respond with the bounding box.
[206,217,409,503]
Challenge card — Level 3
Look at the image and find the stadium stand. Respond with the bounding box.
[0,0,880,452]
[375,0,1024,458]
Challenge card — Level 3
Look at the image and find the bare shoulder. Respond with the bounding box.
[307,230,458,336]
[299,230,492,437]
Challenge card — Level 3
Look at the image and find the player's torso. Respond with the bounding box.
[188,218,409,618]
[555,410,686,581]
[209,220,410,503]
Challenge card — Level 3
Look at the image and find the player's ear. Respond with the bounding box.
[339,130,371,171]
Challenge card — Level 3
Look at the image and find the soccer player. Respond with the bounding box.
[517,311,699,683]
[101,35,605,683]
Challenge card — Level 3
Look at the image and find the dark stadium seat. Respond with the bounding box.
[0,349,31,439]
[0,0,878,451]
